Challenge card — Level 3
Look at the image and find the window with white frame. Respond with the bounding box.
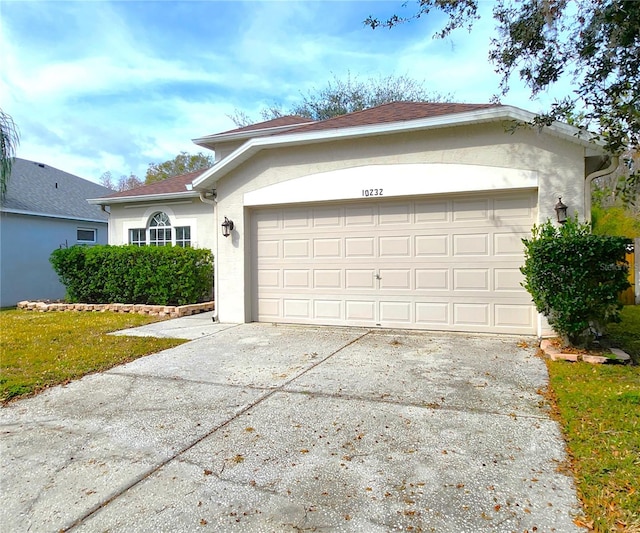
[129,228,146,246]
[128,212,192,247]
[77,228,97,244]
[175,226,191,247]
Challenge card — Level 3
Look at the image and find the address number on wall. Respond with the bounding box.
[362,188,383,197]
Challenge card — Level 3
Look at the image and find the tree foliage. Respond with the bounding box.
[366,0,639,183]
[230,73,451,127]
[99,171,143,192]
[0,108,20,200]
[145,151,214,184]
[520,217,630,347]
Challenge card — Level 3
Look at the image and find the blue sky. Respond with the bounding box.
[1,0,565,184]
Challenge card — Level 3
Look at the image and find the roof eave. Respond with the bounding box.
[192,121,316,148]
[192,106,605,190]
[87,191,201,206]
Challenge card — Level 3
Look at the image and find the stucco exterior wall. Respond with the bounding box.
[107,198,216,252]
[212,122,587,324]
[0,212,108,307]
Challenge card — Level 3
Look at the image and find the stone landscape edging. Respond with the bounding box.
[16,300,214,319]
[540,338,631,364]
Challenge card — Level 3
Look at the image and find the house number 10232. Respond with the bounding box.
[362,188,383,197]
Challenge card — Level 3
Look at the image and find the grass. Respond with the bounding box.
[0,309,187,402]
[546,306,640,532]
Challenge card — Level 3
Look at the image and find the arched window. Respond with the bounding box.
[149,212,171,246]
[128,212,192,247]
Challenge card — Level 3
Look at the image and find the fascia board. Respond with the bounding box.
[192,106,604,190]
[87,191,201,206]
[192,121,316,147]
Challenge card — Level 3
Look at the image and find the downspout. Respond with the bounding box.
[584,155,618,223]
[199,191,219,322]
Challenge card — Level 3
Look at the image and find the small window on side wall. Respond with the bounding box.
[77,228,97,243]
[129,228,146,246]
[175,226,191,247]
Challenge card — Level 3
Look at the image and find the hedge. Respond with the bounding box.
[50,245,214,306]
[521,217,630,347]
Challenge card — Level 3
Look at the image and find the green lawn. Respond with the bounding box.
[546,306,640,532]
[0,309,186,402]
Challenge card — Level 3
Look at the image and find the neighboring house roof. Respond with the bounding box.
[88,168,208,205]
[0,158,112,222]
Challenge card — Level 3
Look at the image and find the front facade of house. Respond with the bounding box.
[0,159,110,307]
[93,103,608,336]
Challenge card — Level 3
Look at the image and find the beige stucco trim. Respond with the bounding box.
[244,163,538,207]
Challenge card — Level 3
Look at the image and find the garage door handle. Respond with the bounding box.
[375,273,382,280]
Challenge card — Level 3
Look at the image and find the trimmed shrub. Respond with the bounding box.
[50,245,213,306]
[521,217,630,347]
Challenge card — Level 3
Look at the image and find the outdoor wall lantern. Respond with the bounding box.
[554,197,568,224]
[221,217,234,238]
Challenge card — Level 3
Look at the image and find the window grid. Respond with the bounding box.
[129,228,146,246]
[176,226,191,247]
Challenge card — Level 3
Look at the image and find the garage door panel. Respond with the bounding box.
[283,239,310,258]
[346,300,376,320]
[453,199,489,221]
[379,269,411,290]
[257,240,279,259]
[453,234,489,256]
[283,270,310,288]
[416,269,449,290]
[346,270,375,289]
[494,268,525,291]
[257,269,280,288]
[314,270,342,289]
[345,237,375,257]
[313,238,341,258]
[379,203,411,224]
[379,236,410,257]
[495,304,534,328]
[415,200,449,222]
[252,191,536,334]
[494,232,527,255]
[416,302,449,324]
[345,206,376,226]
[380,301,411,322]
[494,195,535,219]
[257,298,280,318]
[283,209,311,228]
[454,303,490,325]
[415,235,448,256]
[312,207,342,227]
[314,300,342,319]
[453,269,490,291]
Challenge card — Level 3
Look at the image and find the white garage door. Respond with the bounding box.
[251,191,537,334]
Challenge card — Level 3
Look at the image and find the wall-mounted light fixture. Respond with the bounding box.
[554,197,568,224]
[221,216,234,238]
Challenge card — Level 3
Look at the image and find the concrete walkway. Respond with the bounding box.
[0,319,585,532]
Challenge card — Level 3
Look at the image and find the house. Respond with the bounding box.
[91,102,610,335]
[0,159,112,307]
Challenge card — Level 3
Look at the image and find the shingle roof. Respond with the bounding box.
[216,115,312,135]
[274,102,501,135]
[100,168,208,199]
[1,158,112,221]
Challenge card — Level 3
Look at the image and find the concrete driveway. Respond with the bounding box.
[0,317,584,532]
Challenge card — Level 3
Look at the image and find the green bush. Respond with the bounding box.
[50,245,213,306]
[521,217,630,347]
